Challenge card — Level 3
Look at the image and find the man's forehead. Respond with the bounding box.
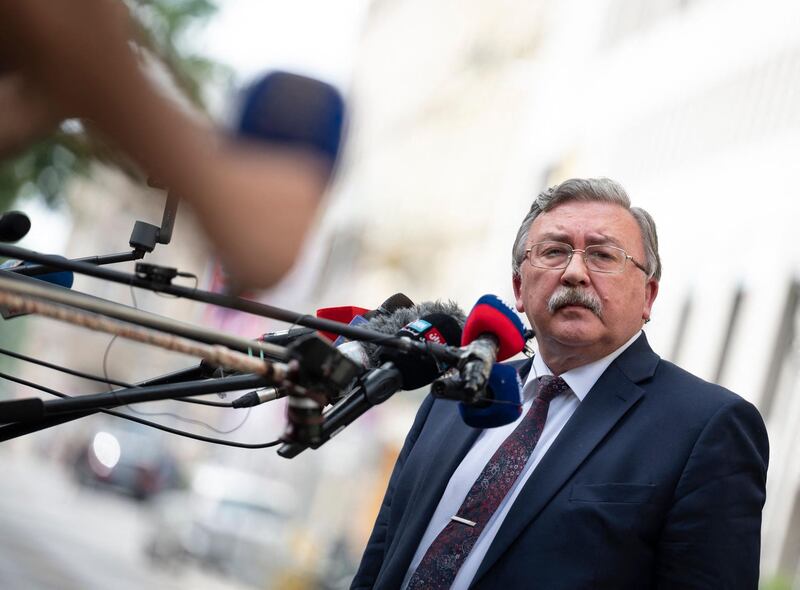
[529,201,639,241]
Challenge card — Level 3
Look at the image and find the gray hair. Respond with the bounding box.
[511,177,661,281]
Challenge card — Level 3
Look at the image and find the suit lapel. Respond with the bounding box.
[380,358,534,586]
[472,334,659,584]
[379,403,481,586]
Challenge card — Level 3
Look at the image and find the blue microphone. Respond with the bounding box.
[431,293,527,428]
[458,363,523,428]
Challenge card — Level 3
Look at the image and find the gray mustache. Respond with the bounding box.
[547,287,603,318]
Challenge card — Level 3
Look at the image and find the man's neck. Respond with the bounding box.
[538,332,642,376]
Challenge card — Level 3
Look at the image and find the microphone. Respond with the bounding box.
[457,364,523,428]
[362,300,466,367]
[334,298,465,380]
[332,292,415,346]
[315,305,370,341]
[236,293,415,406]
[277,312,462,458]
[86,293,413,411]
[258,292,414,347]
[375,312,463,389]
[0,211,31,243]
[455,294,526,399]
[431,295,527,428]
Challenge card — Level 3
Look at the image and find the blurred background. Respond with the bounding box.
[1,0,799,588]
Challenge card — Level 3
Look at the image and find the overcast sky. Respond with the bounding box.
[200,0,370,89]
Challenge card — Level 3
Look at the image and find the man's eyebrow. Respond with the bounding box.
[534,231,571,243]
[586,233,625,248]
[532,231,626,248]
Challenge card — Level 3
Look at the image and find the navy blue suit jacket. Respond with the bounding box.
[352,333,769,589]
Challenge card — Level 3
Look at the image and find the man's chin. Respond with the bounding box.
[547,315,603,345]
[553,305,600,319]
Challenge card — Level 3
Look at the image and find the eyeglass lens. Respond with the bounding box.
[529,241,627,272]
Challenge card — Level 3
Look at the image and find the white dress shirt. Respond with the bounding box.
[401,331,643,590]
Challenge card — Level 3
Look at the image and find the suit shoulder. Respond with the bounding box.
[649,357,759,416]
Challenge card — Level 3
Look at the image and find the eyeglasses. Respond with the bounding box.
[525,241,649,275]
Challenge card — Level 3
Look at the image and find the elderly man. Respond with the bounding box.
[352,177,768,589]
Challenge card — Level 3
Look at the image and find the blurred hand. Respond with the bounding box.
[0,73,62,159]
[0,0,136,117]
[0,0,331,290]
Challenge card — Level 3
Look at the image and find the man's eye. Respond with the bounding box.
[589,248,621,262]
[541,247,568,257]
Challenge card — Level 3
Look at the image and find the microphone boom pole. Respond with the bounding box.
[0,243,461,363]
[0,278,292,376]
[0,243,460,364]
[0,374,272,425]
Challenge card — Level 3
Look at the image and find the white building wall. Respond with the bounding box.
[316,0,800,581]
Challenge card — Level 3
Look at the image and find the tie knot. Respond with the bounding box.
[537,375,570,403]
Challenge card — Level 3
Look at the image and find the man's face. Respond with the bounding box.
[513,200,659,370]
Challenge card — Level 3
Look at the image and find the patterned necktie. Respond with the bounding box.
[407,375,570,590]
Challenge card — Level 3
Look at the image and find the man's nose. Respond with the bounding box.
[560,252,590,286]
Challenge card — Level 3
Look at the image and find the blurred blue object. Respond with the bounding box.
[237,71,346,164]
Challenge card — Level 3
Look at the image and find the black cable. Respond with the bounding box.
[0,371,281,448]
[98,285,243,429]
[0,346,233,407]
[97,334,242,434]
[0,346,130,388]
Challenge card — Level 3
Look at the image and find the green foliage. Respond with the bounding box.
[0,0,227,212]
[760,574,794,590]
[129,0,226,107]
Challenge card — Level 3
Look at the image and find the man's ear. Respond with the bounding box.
[513,273,525,313]
[642,278,659,322]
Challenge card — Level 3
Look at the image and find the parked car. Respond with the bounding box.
[71,422,183,501]
[145,463,298,586]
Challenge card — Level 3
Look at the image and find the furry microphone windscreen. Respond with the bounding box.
[362,300,466,368]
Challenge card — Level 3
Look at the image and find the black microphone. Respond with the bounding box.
[361,299,466,367]
[364,292,415,320]
[231,293,416,408]
[0,211,31,243]
[333,300,465,397]
[277,312,462,458]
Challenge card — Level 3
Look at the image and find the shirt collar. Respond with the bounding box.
[524,330,642,402]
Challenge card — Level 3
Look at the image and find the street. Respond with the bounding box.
[0,445,252,590]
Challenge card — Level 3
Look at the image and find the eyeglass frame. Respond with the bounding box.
[524,240,650,275]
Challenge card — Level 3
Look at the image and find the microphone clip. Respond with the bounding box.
[280,334,362,446]
[135,262,179,285]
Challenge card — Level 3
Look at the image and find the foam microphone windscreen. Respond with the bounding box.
[378,312,462,390]
[0,211,31,243]
[461,294,525,361]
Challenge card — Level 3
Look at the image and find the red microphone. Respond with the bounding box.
[458,294,526,396]
[315,305,370,341]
